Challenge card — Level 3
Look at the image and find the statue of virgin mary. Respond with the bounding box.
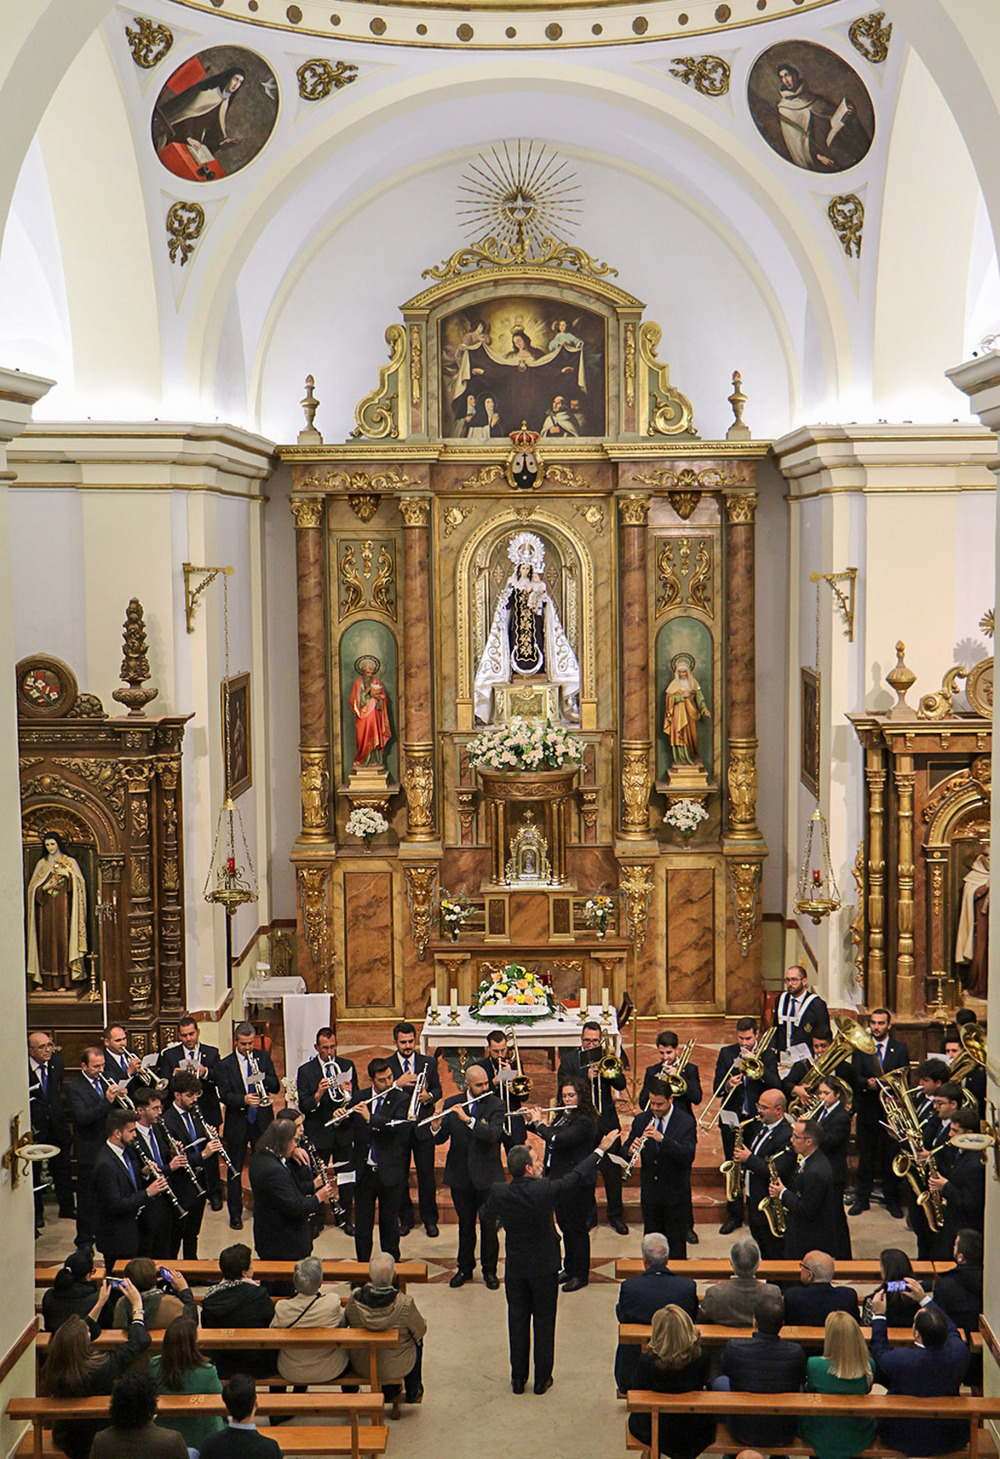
[474,533,580,724]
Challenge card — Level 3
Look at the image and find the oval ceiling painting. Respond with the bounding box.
[152,46,278,183]
[747,40,874,174]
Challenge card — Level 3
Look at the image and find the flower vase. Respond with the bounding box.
[362,834,373,854]
[596,924,607,940]
[682,831,693,848]
[450,926,459,943]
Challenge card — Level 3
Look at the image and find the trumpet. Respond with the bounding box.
[759,1154,787,1238]
[247,1052,273,1110]
[124,1046,170,1096]
[98,1072,135,1111]
[698,1027,775,1130]
[406,1067,428,1122]
[662,1039,696,1098]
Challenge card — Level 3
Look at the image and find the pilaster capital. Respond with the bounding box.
[399,495,431,528]
[617,492,650,527]
[290,495,324,529]
[724,491,759,525]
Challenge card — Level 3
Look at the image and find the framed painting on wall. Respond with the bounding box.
[800,666,820,797]
[223,672,251,799]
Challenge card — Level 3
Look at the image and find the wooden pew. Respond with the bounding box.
[614,1258,942,1283]
[34,1260,428,1290]
[624,1390,1000,1459]
[618,1322,984,1351]
[8,1392,386,1459]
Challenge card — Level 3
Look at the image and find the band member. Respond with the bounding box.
[482,1029,527,1146]
[249,1119,334,1260]
[732,1087,795,1259]
[296,1026,357,1234]
[906,1079,963,1261]
[159,1015,223,1210]
[28,1030,74,1227]
[714,1017,781,1234]
[783,1026,858,1110]
[93,1108,168,1272]
[132,1087,187,1258]
[162,1070,221,1258]
[102,1026,145,1097]
[813,1078,852,1258]
[67,1046,120,1248]
[216,1024,279,1230]
[433,1063,505,1289]
[914,1060,951,1127]
[558,1022,628,1235]
[929,1107,986,1240]
[769,1118,840,1260]
[639,1032,702,1117]
[346,1058,411,1264]
[771,965,828,1055]
[620,1078,697,1259]
[274,1107,329,1241]
[525,1076,600,1290]
[850,1007,909,1217]
[387,1021,441,1238]
[942,1026,986,1116]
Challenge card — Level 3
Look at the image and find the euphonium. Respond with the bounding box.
[759,1155,787,1238]
[788,1015,876,1118]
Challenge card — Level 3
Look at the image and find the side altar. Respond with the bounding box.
[279,208,771,1020]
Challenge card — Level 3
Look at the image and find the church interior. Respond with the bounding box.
[3,0,1000,1454]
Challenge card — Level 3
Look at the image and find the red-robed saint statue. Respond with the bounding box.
[350,655,392,769]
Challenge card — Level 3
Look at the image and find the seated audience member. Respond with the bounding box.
[345,1253,427,1404]
[201,1244,277,1380]
[198,1376,282,1459]
[150,1317,226,1451]
[270,1256,349,1386]
[716,1292,807,1449]
[870,1279,971,1457]
[782,1250,861,1326]
[42,1278,150,1459]
[615,1232,698,1393]
[697,1238,781,1326]
[932,1227,983,1333]
[42,1249,116,1333]
[798,1311,875,1459]
[626,1306,716,1459]
[112,1259,194,1331]
[861,1248,922,1327]
[90,1371,188,1459]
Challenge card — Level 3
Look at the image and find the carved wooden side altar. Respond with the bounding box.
[280,230,770,1018]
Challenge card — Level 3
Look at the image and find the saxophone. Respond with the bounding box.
[919,1150,945,1232]
[759,1155,787,1238]
[720,1119,752,1203]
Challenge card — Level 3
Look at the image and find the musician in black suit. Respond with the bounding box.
[103,1026,145,1098]
[387,1021,441,1238]
[433,1063,505,1288]
[943,1027,987,1116]
[216,1023,279,1230]
[93,1108,169,1271]
[620,1079,697,1259]
[296,1026,357,1234]
[162,1070,223,1257]
[67,1047,120,1248]
[485,1133,618,1393]
[525,1075,600,1290]
[714,1017,781,1234]
[928,1105,985,1243]
[782,1027,859,1111]
[248,1119,333,1260]
[770,1118,841,1261]
[344,1058,410,1263]
[639,1031,702,1117]
[808,1078,852,1257]
[482,1028,527,1148]
[850,1007,909,1217]
[28,1030,74,1224]
[158,1015,223,1208]
[732,1086,795,1259]
[771,965,828,1054]
[132,1088,187,1258]
[558,1022,628,1235]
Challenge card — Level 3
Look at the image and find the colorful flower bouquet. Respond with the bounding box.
[583,892,617,939]
[439,890,473,941]
[469,963,557,1022]
[467,718,584,772]
[663,797,709,845]
[345,806,388,852]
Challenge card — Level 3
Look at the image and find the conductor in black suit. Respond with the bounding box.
[770,1118,841,1260]
[28,1030,74,1224]
[67,1046,120,1248]
[296,1026,357,1234]
[850,1007,909,1217]
[486,1133,618,1393]
[714,1018,781,1234]
[386,1021,441,1238]
[558,1022,628,1235]
[216,1023,279,1230]
[248,1119,334,1260]
[732,1086,795,1259]
[93,1108,169,1272]
[620,1079,697,1259]
[433,1063,505,1288]
[159,1014,223,1209]
[345,1059,411,1263]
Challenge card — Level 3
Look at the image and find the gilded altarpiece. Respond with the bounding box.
[282,240,769,1018]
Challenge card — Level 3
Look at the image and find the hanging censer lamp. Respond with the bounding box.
[794,807,842,924]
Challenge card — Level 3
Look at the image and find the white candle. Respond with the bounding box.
[101,980,108,1026]
[602,986,610,1013]
[450,987,458,1012]
[579,986,588,1014]
[430,985,439,1013]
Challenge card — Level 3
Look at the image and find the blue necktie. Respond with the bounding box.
[184,1112,197,1145]
[468,1100,477,1119]
[123,1155,137,1190]
[39,1066,47,1095]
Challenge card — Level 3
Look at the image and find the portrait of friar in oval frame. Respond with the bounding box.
[151,45,279,184]
[747,39,875,174]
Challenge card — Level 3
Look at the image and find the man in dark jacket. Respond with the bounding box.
[932,1227,983,1333]
[158,1014,223,1209]
[930,1107,986,1240]
[782,1249,860,1325]
[433,1063,505,1287]
[771,964,828,1054]
[216,1023,279,1231]
[486,1133,617,1394]
[200,1244,277,1379]
[386,1021,441,1237]
[558,1022,628,1233]
[199,1376,282,1459]
[850,1007,909,1216]
[93,1109,168,1272]
[614,1232,697,1393]
[348,1058,411,1264]
[714,1018,782,1234]
[248,1118,332,1260]
[732,1087,795,1259]
[28,1030,74,1225]
[770,1118,842,1261]
[296,1026,357,1233]
[716,1291,807,1447]
[67,1045,120,1248]
[619,1080,697,1258]
[871,1282,971,1456]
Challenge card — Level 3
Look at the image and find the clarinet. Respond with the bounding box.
[135,1143,187,1218]
[157,1119,206,1197]
[192,1105,238,1176]
[301,1134,347,1224]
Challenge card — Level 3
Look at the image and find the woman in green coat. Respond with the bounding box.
[150,1318,225,1451]
[798,1310,876,1459]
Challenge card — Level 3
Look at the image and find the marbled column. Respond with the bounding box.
[617,493,652,839]
[290,496,330,842]
[865,741,887,1008]
[399,495,437,840]
[724,492,762,840]
[895,755,917,1016]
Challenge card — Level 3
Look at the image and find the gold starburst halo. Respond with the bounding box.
[458,141,582,259]
[980,608,994,640]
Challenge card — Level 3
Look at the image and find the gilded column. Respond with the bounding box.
[399,495,436,841]
[155,753,185,1014]
[724,491,762,840]
[617,493,652,839]
[122,762,154,1019]
[290,495,331,842]
[864,739,887,1008]
[894,754,917,1016]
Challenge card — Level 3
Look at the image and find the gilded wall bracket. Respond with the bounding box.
[351,325,407,439]
[619,864,654,954]
[297,865,331,965]
[404,864,438,961]
[810,568,857,641]
[728,860,762,958]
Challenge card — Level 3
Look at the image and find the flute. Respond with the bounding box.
[325,1088,387,1126]
[415,1093,477,1129]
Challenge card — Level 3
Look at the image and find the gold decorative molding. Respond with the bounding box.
[124,16,173,67]
[639,322,697,437]
[165,201,204,267]
[404,864,438,961]
[724,492,759,525]
[828,194,864,258]
[299,749,331,838]
[459,464,506,490]
[848,10,892,63]
[422,235,618,283]
[409,326,423,406]
[624,322,636,407]
[668,54,731,96]
[337,539,396,620]
[728,860,761,957]
[297,866,330,964]
[918,663,971,721]
[655,536,713,619]
[687,539,713,616]
[348,493,380,523]
[290,496,324,529]
[656,540,682,613]
[572,501,605,535]
[618,493,650,527]
[52,758,127,827]
[296,57,358,99]
[402,744,436,838]
[726,737,760,838]
[544,462,589,490]
[399,495,431,527]
[302,467,416,495]
[351,324,406,439]
[620,743,652,837]
[635,464,738,510]
[849,842,865,985]
[443,503,476,537]
[619,863,654,953]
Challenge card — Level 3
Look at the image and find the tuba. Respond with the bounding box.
[788,1015,876,1118]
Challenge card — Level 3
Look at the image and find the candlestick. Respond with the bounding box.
[430,986,439,1013]
[101,980,108,1027]
[449,987,460,1025]
[601,986,610,1013]
[578,986,588,1023]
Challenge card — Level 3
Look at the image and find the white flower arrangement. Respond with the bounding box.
[467,718,584,772]
[583,893,617,938]
[439,890,473,939]
[663,798,709,841]
[345,807,389,839]
[469,963,557,1021]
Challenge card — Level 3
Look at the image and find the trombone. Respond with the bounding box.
[662,1039,696,1098]
[698,1026,775,1130]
